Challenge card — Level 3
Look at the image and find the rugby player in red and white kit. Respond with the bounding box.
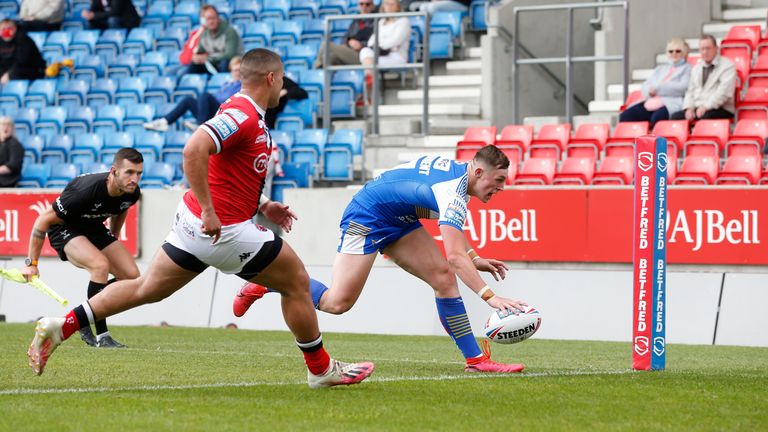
[26,49,375,388]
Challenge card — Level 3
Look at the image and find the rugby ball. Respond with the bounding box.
[484,306,542,344]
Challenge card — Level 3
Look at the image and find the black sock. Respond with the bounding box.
[87,281,109,335]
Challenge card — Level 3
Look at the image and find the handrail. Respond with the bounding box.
[322,11,430,149]
[512,1,629,124]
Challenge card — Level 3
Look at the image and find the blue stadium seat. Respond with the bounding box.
[144,76,177,106]
[430,12,464,59]
[300,18,326,45]
[290,128,328,177]
[35,106,67,138]
[123,104,156,134]
[41,135,74,164]
[298,69,324,108]
[45,163,81,188]
[322,145,353,180]
[99,131,135,162]
[272,20,303,47]
[21,135,45,164]
[470,0,487,31]
[80,162,110,174]
[0,80,29,110]
[123,28,155,56]
[17,163,51,188]
[261,0,292,20]
[27,32,47,51]
[134,131,165,161]
[318,0,346,17]
[24,79,57,108]
[87,78,117,107]
[329,128,363,155]
[62,8,88,32]
[231,0,261,26]
[271,129,294,162]
[140,162,175,188]
[243,22,273,48]
[172,74,207,102]
[115,77,146,105]
[332,69,363,95]
[73,56,105,84]
[13,107,38,135]
[68,30,100,57]
[285,44,318,70]
[156,27,186,53]
[169,1,200,30]
[93,104,125,134]
[162,130,191,165]
[64,105,96,134]
[56,79,90,107]
[95,29,127,62]
[143,1,174,32]
[136,51,169,80]
[70,133,104,164]
[329,87,355,118]
[42,31,71,58]
[275,98,314,131]
[330,19,352,40]
[206,72,232,93]
[290,0,319,20]
[107,54,139,80]
[281,160,312,187]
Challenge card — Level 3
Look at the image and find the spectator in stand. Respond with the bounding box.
[179,23,204,67]
[619,38,691,129]
[359,0,411,97]
[81,0,141,31]
[189,5,243,74]
[145,57,243,132]
[0,116,23,188]
[264,76,308,129]
[18,0,65,32]
[670,34,736,121]
[0,20,46,84]
[313,0,375,68]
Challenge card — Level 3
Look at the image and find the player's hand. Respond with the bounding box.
[201,208,222,244]
[473,257,508,281]
[261,200,298,233]
[21,265,39,282]
[486,295,527,313]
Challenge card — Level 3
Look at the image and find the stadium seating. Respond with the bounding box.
[141,162,175,188]
[651,120,689,157]
[715,153,762,185]
[45,163,80,188]
[271,129,294,162]
[553,155,596,185]
[290,128,328,177]
[566,123,610,159]
[22,135,45,165]
[24,80,57,108]
[99,131,135,162]
[496,125,534,160]
[41,135,73,165]
[736,86,768,121]
[0,80,29,110]
[530,123,571,160]
[134,131,166,161]
[592,153,634,185]
[725,119,768,157]
[276,98,314,131]
[514,156,557,185]
[674,154,719,185]
[93,104,125,133]
[57,79,90,107]
[64,105,96,134]
[619,90,643,112]
[605,121,648,155]
[35,106,67,138]
[329,129,363,155]
[720,25,761,60]
[17,163,51,188]
[684,119,731,157]
[14,108,38,135]
[69,30,100,57]
[71,133,104,164]
[272,161,311,201]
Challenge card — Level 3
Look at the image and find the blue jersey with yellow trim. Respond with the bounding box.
[352,155,470,231]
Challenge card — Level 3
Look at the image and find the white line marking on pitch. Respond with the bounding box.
[0,370,632,396]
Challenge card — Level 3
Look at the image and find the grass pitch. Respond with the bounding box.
[0,323,766,431]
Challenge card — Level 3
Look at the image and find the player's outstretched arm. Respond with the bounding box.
[183,129,221,243]
[463,237,508,281]
[21,208,62,282]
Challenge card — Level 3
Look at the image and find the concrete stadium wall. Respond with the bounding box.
[1,188,766,348]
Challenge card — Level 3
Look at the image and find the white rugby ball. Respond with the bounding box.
[484,306,542,344]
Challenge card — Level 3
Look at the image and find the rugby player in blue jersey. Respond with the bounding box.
[235,145,527,372]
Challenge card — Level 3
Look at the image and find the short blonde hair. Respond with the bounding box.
[229,56,242,69]
[666,37,689,57]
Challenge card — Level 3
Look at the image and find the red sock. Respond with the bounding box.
[303,347,331,375]
[61,310,80,340]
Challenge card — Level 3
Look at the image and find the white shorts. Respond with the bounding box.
[163,201,282,278]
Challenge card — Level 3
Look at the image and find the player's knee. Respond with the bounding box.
[88,256,111,279]
[122,267,140,280]
[430,265,457,295]
[324,299,353,315]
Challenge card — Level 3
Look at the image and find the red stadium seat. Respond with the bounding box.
[722,51,750,88]
[591,154,634,185]
[684,119,731,157]
[726,119,768,157]
[687,54,700,66]
[529,124,571,160]
[605,121,649,155]
[514,156,557,185]
[721,25,761,59]
[760,165,768,184]
[500,146,521,185]
[673,155,719,184]
[496,125,534,160]
[652,120,689,157]
[736,86,768,121]
[619,90,643,112]
[566,123,610,159]
[457,126,497,147]
[552,155,595,185]
[745,53,768,89]
[455,141,483,162]
[715,154,761,184]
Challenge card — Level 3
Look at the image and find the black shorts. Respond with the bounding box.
[47,223,118,261]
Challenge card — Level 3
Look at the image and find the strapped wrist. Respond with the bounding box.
[478,285,495,301]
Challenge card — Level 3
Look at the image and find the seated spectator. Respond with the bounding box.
[314,0,375,68]
[18,0,65,32]
[264,75,308,129]
[360,0,411,96]
[145,57,243,132]
[81,0,141,31]
[188,5,243,74]
[179,25,204,67]
[0,116,24,187]
[0,20,46,83]
[670,34,736,121]
[619,38,691,128]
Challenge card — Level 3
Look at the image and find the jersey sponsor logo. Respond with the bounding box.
[55,197,67,215]
[207,114,239,141]
[255,134,267,144]
[253,153,269,174]
[444,200,467,226]
[434,158,451,172]
[223,108,249,124]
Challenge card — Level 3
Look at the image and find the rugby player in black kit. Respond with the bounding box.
[21,148,143,348]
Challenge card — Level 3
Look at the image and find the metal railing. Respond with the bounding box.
[321,11,431,136]
[512,1,629,124]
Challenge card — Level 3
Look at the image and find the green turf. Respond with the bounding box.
[0,323,765,431]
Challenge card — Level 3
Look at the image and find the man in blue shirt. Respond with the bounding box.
[235,145,528,373]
